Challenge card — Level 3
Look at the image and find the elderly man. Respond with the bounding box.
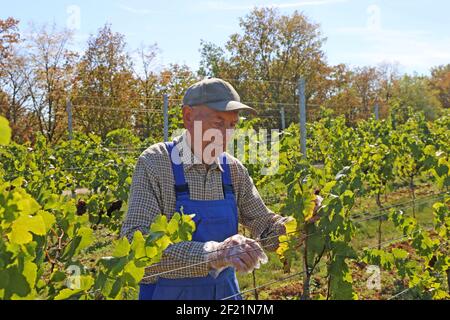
[121,78,296,300]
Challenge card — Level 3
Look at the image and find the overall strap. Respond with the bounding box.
[220,153,235,199]
[165,142,190,200]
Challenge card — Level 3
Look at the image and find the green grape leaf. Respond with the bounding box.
[276,218,298,258]
[150,215,168,233]
[167,213,180,234]
[38,210,56,231]
[112,237,131,258]
[130,231,146,259]
[4,266,30,298]
[0,116,11,145]
[124,261,145,283]
[391,248,409,260]
[9,215,47,244]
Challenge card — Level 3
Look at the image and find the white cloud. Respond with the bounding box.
[117,4,154,15]
[331,26,450,73]
[202,0,348,11]
[333,27,429,38]
[272,0,348,8]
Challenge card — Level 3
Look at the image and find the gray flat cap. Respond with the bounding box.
[183,78,256,113]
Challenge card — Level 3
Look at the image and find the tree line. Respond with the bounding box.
[0,8,449,144]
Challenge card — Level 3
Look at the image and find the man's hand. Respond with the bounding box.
[205,234,268,274]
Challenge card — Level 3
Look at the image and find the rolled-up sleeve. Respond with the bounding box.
[120,156,210,283]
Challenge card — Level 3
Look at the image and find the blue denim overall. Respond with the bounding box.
[138,141,242,300]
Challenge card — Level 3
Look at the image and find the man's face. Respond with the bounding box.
[183,105,239,164]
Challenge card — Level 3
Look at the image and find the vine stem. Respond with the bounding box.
[376,192,384,250]
[409,176,416,218]
[447,269,450,295]
[244,228,259,300]
[301,239,310,300]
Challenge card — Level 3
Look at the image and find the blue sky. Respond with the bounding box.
[2,0,449,75]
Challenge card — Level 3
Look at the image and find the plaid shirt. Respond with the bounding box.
[120,132,289,284]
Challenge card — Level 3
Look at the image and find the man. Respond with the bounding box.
[121,78,313,300]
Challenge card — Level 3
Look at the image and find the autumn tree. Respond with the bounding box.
[0,18,20,71]
[24,24,76,143]
[321,63,400,124]
[377,62,400,105]
[321,64,360,122]
[0,18,34,142]
[72,24,139,138]
[351,66,379,119]
[158,64,198,137]
[199,7,327,127]
[0,49,35,142]
[391,74,442,121]
[0,89,8,114]
[430,64,450,109]
[133,44,198,140]
[133,44,162,139]
[160,64,198,99]
[375,62,401,119]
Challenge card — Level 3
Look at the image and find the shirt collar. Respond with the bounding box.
[176,131,224,173]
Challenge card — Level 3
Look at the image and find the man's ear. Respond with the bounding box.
[182,105,193,127]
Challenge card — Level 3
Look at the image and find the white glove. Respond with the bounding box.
[204,234,268,278]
